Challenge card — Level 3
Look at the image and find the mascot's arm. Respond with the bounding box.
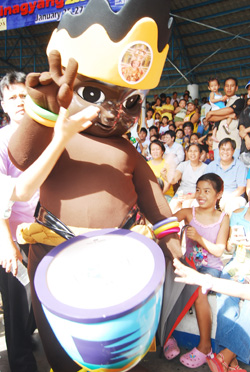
[9,51,78,170]
[133,154,182,260]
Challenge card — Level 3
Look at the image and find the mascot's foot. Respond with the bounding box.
[163,336,180,360]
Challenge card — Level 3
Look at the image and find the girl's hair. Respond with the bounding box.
[196,173,224,194]
[187,143,202,153]
[149,139,165,153]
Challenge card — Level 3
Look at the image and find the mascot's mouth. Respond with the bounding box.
[94,121,116,131]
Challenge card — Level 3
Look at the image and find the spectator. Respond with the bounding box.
[238,103,250,169]
[161,96,174,121]
[171,173,229,368]
[174,98,187,129]
[170,143,207,213]
[184,100,200,133]
[245,80,250,98]
[145,107,154,129]
[171,91,180,105]
[183,121,194,139]
[0,71,38,372]
[175,128,184,146]
[205,204,250,372]
[159,115,169,135]
[134,127,150,158]
[169,122,176,132]
[206,77,245,160]
[162,130,185,165]
[204,138,247,215]
[147,140,176,202]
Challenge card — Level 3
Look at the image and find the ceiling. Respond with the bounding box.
[0,0,250,101]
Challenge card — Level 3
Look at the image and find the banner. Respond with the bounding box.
[0,0,125,31]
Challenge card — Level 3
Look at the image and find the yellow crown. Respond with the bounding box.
[47,0,171,89]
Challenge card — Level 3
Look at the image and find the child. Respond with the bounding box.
[175,128,184,145]
[208,77,231,141]
[159,115,169,135]
[174,98,187,128]
[145,107,154,128]
[0,105,99,274]
[164,173,229,368]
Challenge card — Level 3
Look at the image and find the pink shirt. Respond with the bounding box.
[185,206,224,271]
[0,123,39,239]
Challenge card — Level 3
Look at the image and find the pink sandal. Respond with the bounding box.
[180,347,212,368]
[163,337,180,360]
[207,352,228,372]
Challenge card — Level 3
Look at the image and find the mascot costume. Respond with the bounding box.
[8,1,198,371]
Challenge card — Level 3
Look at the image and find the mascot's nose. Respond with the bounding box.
[99,101,120,126]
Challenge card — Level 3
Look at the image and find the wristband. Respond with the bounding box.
[153,216,178,230]
[155,227,180,239]
[25,95,58,122]
[25,101,56,128]
[154,221,179,236]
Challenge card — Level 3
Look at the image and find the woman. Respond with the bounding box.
[147,140,176,202]
[170,143,207,213]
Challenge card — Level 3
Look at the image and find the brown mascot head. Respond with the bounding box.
[47,0,172,137]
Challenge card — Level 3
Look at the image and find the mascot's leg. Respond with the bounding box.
[28,243,80,372]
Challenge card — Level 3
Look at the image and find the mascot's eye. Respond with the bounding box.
[77,86,105,104]
[123,94,141,110]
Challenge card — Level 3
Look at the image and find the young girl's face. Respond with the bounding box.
[195,180,221,208]
[208,80,219,93]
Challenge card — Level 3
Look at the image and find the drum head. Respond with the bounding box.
[35,228,165,323]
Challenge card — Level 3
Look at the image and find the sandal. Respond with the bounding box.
[163,336,180,360]
[207,352,228,372]
[180,347,212,368]
[228,360,247,372]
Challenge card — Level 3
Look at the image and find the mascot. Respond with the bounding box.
[8,1,198,371]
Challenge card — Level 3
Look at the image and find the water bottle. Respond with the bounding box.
[236,244,246,263]
[15,261,30,286]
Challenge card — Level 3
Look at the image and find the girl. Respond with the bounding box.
[164,173,229,368]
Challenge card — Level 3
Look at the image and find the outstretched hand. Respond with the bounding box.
[173,258,201,286]
[26,50,78,114]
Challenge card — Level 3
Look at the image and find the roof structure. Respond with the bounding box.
[0,0,249,100]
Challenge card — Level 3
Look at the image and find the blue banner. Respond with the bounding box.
[0,0,125,31]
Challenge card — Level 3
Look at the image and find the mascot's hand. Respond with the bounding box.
[26,50,78,114]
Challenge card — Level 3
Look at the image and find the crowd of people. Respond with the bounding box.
[0,72,250,372]
[127,77,250,371]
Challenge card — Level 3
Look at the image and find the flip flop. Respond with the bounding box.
[207,352,228,372]
[180,347,212,368]
[163,337,180,360]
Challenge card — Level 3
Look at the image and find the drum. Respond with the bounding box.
[34,228,165,372]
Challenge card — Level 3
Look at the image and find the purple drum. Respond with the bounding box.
[35,228,165,372]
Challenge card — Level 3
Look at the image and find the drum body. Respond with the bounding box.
[34,228,165,372]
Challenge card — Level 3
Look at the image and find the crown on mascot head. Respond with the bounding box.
[47,0,172,90]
